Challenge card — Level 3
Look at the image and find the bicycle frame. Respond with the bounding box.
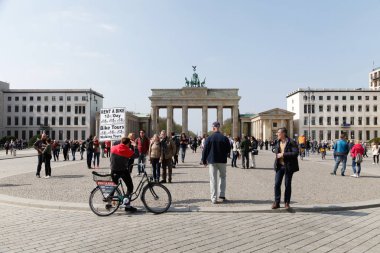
[108,171,151,202]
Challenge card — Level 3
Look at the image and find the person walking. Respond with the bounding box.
[160,130,176,183]
[171,132,180,168]
[80,140,86,160]
[42,138,53,178]
[34,133,47,178]
[202,122,231,204]
[250,136,258,168]
[149,134,161,183]
[372,143,380,164]
[105,140,111,158]
[179,133,189,163]
[231,137,240,168]
[86,135,94,169]
[93,136,100,168]
[4,141,9,155]
[240,135,251,169]
[136,130,150,176]
[62,139,70,161]
[350,140,365,178]
[331,134,349,176]
[272,128,299,209]
[264,140,269,150]
[71,140,79,161]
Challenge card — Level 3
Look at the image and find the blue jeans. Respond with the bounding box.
[352,158,361,175]
[180,146,187,162]
[333,155,347,175]
[93,152,100,167]
[137,154,146,174]
[231,151,238,167]
[274,166,293,204]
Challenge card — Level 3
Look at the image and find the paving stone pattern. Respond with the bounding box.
[1,203,380,252]
[1,150,380,208]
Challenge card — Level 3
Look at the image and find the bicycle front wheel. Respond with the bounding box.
[89,186,122,217]
[141,183,172,214]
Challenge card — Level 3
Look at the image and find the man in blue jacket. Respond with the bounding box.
[331,134,349,176]
[202,122,231,204]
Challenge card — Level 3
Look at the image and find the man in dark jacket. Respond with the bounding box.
[240,135,251,169]
[34,133,47,178]
[202,122,231,204]
[272,127,299,210]
[110,137,137,212]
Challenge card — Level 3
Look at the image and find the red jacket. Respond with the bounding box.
[351,144,364,158]
[110,144,135,172]
[136,137,150,154]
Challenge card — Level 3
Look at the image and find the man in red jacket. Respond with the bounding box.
[111,137,137,212]
[135,130,150,176]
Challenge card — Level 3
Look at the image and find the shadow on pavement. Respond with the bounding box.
[53,175,85,179]
[320,210,370,217]
[0,183,32,187]
[171,181,209,184]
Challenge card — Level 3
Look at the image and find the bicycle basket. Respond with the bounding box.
[92,173,116,186]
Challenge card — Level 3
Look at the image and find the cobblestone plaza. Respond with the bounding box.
[1,150,380,252]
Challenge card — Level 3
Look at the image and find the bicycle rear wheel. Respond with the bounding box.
[89,186,122,216]
[141,183,172,214]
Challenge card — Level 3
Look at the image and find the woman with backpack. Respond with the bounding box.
[372,143,380,164]
[350,140,365,178]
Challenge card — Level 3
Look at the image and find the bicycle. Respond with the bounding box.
[89,164,172,216]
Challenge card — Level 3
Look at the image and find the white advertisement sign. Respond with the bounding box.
[99,108,126,141]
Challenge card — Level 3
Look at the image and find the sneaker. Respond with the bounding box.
[219,197,226,203]
[36,175,41,178]
[330,172,336,176]
[211,199,217,204]
[341,173,345,177]
[125,206,137,212]
[373,163,376,165]
[350,174,357,178]
[357,174,360,178]
[44,176,50,179]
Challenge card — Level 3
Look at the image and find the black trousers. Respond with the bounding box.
[242,152,249,168]
[45,157,52,176]
[87,151,93,168]
[36,154,43,176]
[274,166,294,204]
[112,170,133,196]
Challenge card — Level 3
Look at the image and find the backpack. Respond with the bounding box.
[355,153,363,164]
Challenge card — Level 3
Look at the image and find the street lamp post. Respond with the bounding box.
[303,87,315,140]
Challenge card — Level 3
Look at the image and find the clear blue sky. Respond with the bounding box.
[0,0,379,134]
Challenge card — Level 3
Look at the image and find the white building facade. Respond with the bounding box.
[0,82,103,141]
[287,88,380,142]
[369,67,380,90]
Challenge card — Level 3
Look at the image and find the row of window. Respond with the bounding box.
[304,104,378,113]
[304,130,377,141]
[7,95,89,102]
[304,116,379,126]
[7,116,87,126]
[6,129,87,141]
[7,105,87,114]
[303,95,378,102]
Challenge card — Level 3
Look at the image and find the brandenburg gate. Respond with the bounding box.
[149,88,241,137]
[149,67,241,137]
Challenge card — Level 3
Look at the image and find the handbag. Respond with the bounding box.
[251,149,258,155]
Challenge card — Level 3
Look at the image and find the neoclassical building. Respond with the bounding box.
[240,109,295,140]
